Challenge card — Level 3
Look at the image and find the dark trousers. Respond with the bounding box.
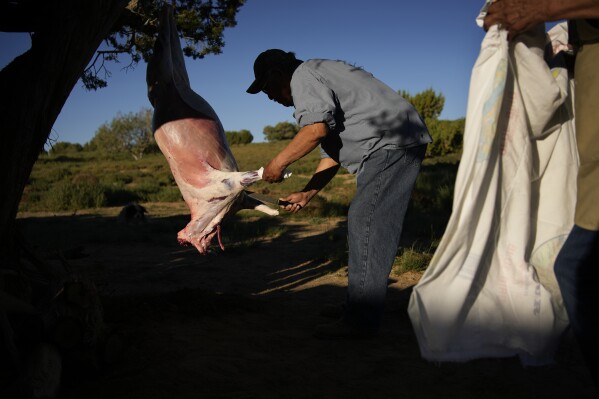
[554,225,599,390]
[345,145,426,332]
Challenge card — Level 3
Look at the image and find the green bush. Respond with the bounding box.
[104,188,140,206]
[426,118,465,157]
[46,167,73,183]
[49,141,84,155]
[72,172,100,185]
[102,173,134,186]
[263,122,299,141]
[42,180,106,211]
[148,187,182,202]
[225,130,253,145]
[133,178,162,201]
[392,247,433,275]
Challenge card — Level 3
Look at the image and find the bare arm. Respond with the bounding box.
[483,0,599,39]
[280,157,340,213]
[263,122,329,182]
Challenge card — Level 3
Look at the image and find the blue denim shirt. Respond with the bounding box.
[290,59,431,174]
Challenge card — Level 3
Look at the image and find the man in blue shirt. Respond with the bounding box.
[247,49,431,338]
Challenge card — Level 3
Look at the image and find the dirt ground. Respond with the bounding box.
[16,209,598,399]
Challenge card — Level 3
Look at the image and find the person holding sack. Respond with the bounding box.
[484,0,599,389]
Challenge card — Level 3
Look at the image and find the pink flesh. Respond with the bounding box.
[147,7,275,255]
[155,118,240,254]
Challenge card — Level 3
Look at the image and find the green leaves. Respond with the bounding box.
[425,118,465,157]
[263,122,299,142]
[398,88,463,156]
[399,88,445,120]
[85,0,246,89]
[87,107,158,160]
[225,129,254,145]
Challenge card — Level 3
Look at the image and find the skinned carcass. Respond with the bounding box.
[147,6,278,254]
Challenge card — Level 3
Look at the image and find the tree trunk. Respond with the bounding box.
[0,0,129,264]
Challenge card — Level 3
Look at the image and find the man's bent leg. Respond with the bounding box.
[345,145,425,332]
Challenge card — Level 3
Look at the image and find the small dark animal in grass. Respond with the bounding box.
[118,203,148,224]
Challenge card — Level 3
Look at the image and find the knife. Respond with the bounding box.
[246,192,291,207]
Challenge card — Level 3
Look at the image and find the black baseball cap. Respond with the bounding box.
[246,49,298,94]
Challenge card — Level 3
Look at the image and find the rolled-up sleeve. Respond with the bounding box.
[291,66,337,131]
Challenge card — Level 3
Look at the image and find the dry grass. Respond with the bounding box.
[19,143,460,273]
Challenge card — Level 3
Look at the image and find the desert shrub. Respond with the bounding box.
[392,247,434,275]
[399,88,445,120]
[133,178,162,201]
[72,173,100,185]
[402,159,459,241]
[148,187,182,202]
[153,170,176,187]
[426,118,465,156]
[263,122,299,141]
[18,186,43,211]
[42,180,106,211]
[102,173,135,186]
[226,130,253,145]
[104,188,140,206]
[49,141,84,155]
[87,108,155,160]
[46,167,73,183]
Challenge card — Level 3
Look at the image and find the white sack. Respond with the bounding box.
[408,22,577,365]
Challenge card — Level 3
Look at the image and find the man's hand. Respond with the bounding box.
[483,0,549,40]
[263,159,287,183]
[279,191,314,213]
[262,122,329,183]
[276,157,339,213]
[483,0,599,40]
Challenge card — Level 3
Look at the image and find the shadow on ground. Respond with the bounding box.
[14,211,598,399]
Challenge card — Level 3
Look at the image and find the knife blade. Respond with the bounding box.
[246,192,291,207]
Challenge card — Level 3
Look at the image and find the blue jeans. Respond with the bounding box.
[344,145,426,332]
[554,225,599,389]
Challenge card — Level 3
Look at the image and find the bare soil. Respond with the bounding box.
[16,207,598,399]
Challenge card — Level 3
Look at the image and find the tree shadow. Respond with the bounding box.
[12,210,597,399]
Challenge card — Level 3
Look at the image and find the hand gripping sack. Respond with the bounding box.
[408,23,577,365]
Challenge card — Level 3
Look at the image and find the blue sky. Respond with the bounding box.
[0,0,489,144]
